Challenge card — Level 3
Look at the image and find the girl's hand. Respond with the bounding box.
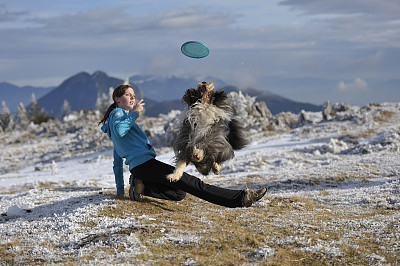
[133,99,145,114]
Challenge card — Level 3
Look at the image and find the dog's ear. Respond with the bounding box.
[182,88,202,106]
[212,89,228,108]
[227,119,249,150]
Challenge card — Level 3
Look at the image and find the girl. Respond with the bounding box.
[99,84,266,207]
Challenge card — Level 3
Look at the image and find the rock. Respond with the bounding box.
[252,101,272,118]
[333,102,352,113]
[322,101,336,120]
[66,125,78,133]
[298,110,312,125]
[228,91,273,130]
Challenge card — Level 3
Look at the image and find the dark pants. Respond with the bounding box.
[130,158,245,208]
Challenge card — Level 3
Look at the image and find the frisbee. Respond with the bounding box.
[181,41,209,59]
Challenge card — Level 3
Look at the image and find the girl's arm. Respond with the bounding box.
[112,148,125,195]
[112,100,145,137]
[112,110,139,137]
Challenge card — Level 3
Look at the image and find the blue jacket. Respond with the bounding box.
[101,108,156,195]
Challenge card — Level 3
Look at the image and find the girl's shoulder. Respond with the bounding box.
[110,108,127,118]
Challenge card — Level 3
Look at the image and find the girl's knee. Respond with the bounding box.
[174,190,186,201]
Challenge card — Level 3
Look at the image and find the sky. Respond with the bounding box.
[0,0,399,106]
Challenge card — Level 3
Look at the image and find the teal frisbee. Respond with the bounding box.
[181,41,209,59]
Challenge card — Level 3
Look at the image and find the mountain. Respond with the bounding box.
[0,82,54,112]
[221,85,317,114]
[2,71,322,118]
[130,75,227,102]
[37,71,143,117]
[143,98,186,117]
[132,76,321,115]
[236,87,322,114]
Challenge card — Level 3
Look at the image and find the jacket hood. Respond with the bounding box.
[101,122,111,138]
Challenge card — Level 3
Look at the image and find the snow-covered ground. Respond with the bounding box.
[1,101,399,265]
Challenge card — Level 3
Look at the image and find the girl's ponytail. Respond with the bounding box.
[98,102,117,125]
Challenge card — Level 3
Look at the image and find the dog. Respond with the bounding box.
[166,82,249,182]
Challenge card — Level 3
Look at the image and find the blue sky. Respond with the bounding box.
[1,0,399,105]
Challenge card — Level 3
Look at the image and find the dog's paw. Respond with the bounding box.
[166,173,182,182]
[212,162,221,175]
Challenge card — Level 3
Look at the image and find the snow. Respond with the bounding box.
[1,101,400,264]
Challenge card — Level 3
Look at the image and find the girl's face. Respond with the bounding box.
[115,87,136,112]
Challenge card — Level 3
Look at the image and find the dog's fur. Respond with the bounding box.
[166,82,249,182]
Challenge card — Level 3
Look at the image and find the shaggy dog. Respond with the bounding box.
[166,82,249,182]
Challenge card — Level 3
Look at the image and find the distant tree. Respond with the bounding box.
[29,93,39,117]
[61,99,71,118]
[108,87,113,104]
[96,87,114,114]
[96,93,107,114]
[0,101,13,131]
[29,94,49,124]
[14,102,30,130]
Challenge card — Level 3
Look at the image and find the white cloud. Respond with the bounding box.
[0,4,28,22]
[279,0,400,20]
[145,54,176,74]
[156,7,235,28]
[337,78,368,91]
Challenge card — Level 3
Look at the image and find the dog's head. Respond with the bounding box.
[190,144,223,176]
[189,132,235,174]
[191,146,213,175]
[191,146,205,163]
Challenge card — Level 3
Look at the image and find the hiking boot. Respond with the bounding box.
[129,174,145,201]
[242,187,267,207]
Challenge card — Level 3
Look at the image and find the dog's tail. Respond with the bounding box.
[227,119,249,150]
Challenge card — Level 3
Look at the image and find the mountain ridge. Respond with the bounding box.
[37,71,144,117]
[0,82,54,112]
[1,71,322,117]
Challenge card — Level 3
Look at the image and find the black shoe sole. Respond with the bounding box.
[129,175,144,201]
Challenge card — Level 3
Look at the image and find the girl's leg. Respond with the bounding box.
[143,182,186,201]
[131,159,246,208]
[130,172,186,201]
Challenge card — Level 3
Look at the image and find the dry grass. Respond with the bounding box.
[94,191,399,265]
[339,108,396,140]
[332,173,370,182]
[1,185,399,265]
[373,110,395,123]
[342,128,377,139]
[0,240,24,263]
[98,194,268,264]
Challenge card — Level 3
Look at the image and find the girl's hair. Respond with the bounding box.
[98,84,133,125]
